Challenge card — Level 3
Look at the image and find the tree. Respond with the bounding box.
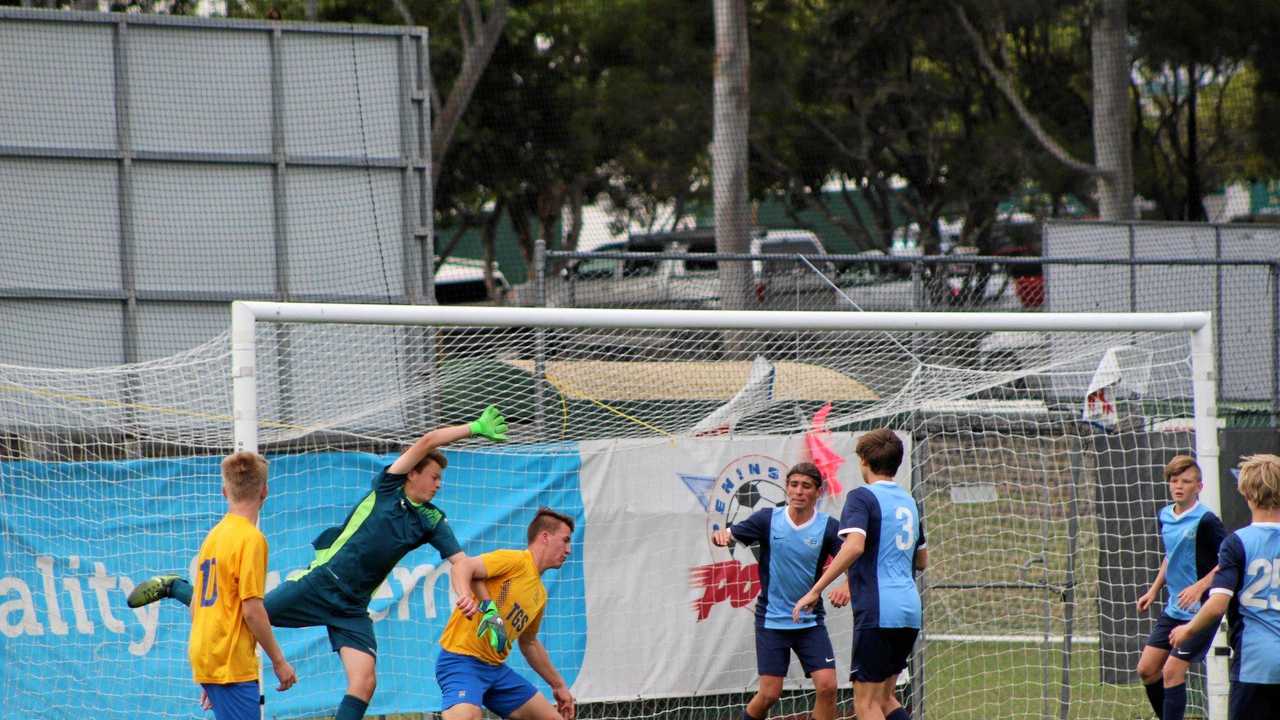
[954,0,1134,220]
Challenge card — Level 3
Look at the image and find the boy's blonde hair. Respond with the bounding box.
[1163,455,1201,482]
[1237,454,1280,510]
[221,451,268,502]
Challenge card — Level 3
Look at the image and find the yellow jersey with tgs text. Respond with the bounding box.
[439,549,546,665]
[188,513,268,684]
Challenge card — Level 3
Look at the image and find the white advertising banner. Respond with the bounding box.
[571,432,910,701]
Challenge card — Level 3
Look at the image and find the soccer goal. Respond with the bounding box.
[1,302,1224,720]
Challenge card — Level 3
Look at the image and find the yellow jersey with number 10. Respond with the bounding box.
[439,549,546,665]
[188,513,268,684]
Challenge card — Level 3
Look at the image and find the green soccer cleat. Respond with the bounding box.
[127,574,181,608]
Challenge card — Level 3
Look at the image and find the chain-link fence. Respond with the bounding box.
[527,244,1280,423]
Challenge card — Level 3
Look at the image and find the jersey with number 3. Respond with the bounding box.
[188,513,268,684]
[1210,522,1280,684]
[840,481,925,630]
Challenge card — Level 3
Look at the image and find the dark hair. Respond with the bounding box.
[855,428,904,477]
[786,462,823,488]
[527,507,575,543]
[412,450,448,474]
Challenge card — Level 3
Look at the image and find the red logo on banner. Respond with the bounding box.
[689,560,760,621]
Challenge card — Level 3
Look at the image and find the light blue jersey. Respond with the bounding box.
[840,481,925,630]
[730,506,841,629]
[1211,522,1280,684]
[1158,502,1225,621]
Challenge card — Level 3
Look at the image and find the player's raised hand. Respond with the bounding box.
[828,582,851,608]
[273,659,297,691]
[792,590,820,622]
[553,686,576,720]
[711,528,734,547]
[469,405,508,441]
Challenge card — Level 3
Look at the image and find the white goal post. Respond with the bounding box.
[228,301,1227,720]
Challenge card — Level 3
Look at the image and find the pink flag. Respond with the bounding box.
[805,402,845,496]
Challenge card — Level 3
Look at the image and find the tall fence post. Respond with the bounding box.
[534,238,548,436]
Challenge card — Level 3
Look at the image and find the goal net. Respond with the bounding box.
[0,303,1222,720]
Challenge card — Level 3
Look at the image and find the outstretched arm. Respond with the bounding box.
[388,405,508,475]
[520,633,575,720]
[793,532,864,620]
[1169,592,1229,648]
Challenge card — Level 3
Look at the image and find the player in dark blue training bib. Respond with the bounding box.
[1171,454,1280,720]
[714,462,849,720]
[128,407,509,720]
[794,429,925,720]
[1136,456,1226,720]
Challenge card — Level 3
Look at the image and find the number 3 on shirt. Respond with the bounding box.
[894,506,916,551]
[198,558,219,607]
[1240,558,1280,610]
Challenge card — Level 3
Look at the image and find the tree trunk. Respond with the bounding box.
[712,0,753,314]
[431,1,509,188]
[1092,0,1134,220]
[1185,66,1207,221]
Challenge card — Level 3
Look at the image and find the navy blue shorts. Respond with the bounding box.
[436,649,538,717]
[755,624,836,677]
[850,627,918,683]
[1229,681,1280,720]
[201,681,259,720]
[265,573,377,657]
[1145,612,1215,663]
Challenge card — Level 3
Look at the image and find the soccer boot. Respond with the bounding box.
[127,574,182,608]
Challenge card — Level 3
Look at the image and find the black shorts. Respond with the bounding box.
[1145,613,1216,664]
[850,627,918,683]
[265,572,377,657]
[1229,681,1280,720]
[755,625,836,677]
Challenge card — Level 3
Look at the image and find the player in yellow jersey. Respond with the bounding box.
[189,451,297,720]
[437,507,577,720]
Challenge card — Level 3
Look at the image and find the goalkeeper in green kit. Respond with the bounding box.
[128,406,510,720]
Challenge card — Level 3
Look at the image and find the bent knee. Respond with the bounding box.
[1163,661,1189,686]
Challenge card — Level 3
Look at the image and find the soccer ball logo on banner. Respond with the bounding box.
[686,454,789,620]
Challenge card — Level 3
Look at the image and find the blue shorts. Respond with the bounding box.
[436,649,538,717]
[756,624,836,677]
[201,681,259,720]
[265,574,377,657]
[1229,681,1280,720]
[1145,613,1215,663]
[850,627,918,683]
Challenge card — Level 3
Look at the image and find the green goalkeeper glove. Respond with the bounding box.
[475,599,508,652]
[469,405,508,441]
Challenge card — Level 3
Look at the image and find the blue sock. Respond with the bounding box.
[335,694,368,720]
[1163,683,1186,720]
[1144,681,1164,719]
[886,708,910,720]
[171,578,193,606]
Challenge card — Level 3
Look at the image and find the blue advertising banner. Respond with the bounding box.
[0,447,583,719]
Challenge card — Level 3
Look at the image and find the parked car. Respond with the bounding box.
[433,257,511,305]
